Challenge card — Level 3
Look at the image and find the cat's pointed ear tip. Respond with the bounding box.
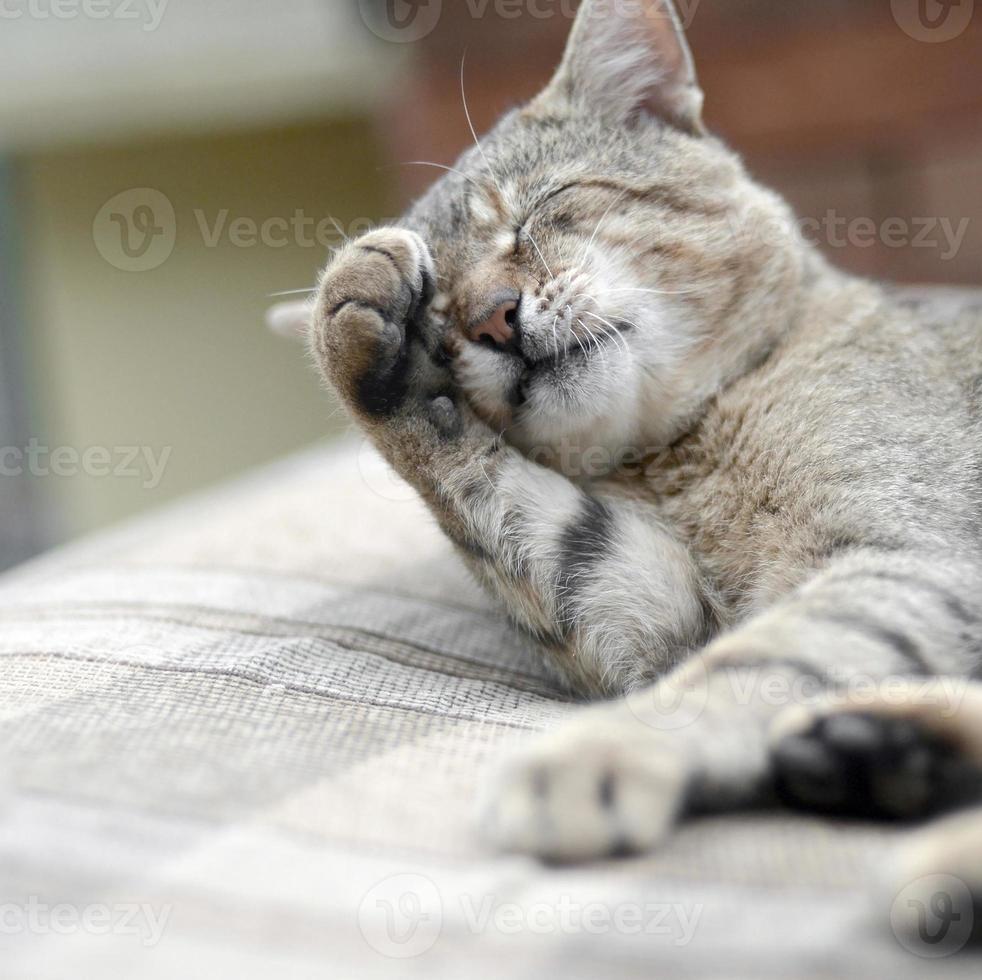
[541,0,706,132]
[675,85,706,134]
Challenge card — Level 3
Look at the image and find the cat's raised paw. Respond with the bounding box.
[311,228,441,419]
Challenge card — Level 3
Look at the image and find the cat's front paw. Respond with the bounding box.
[481,713,688,862]
[311,227,455,430]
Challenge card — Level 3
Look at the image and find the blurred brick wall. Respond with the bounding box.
[366,0,982,285]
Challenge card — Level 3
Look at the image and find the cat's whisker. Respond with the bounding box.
[328,217,351,245]
[477,457,496,493]
[585,304,643,334]
[565,293,633,354]
[268,287,317,298]
[318,402,350,427]
[581,310,630,356]
[395,161,483,192]
[575,316,606,360]
[580,188,630,267]
[524,229,555,281]
[605,285,702,297]
[582,316,626,358]
[556,238,573,269]
[578,269,603,291]
[601,324,631,357]
[574,316,595,352]
[460,52,509,206]
[569,291,606,309]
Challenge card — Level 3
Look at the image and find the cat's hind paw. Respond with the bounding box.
[770,709,952,820]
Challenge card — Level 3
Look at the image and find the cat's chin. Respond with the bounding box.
[507,401,645,482]
[458,333,635,444]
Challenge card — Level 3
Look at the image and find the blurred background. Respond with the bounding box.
[0,0,979,571]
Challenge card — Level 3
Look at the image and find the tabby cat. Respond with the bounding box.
[309,0,982,930]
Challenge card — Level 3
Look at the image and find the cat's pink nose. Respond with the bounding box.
[469,299,518,349]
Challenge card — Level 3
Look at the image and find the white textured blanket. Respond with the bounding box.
[1,437,979,978]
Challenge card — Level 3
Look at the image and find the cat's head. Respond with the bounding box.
[406,0,807,474]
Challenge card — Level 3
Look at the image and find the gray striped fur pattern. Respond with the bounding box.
[310,0,982,937]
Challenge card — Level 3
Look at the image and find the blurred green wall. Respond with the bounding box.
[18,120,390,538]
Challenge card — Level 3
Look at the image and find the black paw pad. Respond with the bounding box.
[772,712,952,820]
[355,322,409,417]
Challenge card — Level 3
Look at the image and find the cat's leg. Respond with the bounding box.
[311,227,714,697]
[485,550,982,861]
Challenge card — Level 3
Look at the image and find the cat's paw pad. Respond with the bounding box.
[771,710,950,820]
[480,722,687,863]
[311,228,439,418]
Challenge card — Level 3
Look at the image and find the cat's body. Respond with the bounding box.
[635,277,982,631]
[310,0,982,935]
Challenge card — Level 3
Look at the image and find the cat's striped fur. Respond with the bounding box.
[310,0,982,936]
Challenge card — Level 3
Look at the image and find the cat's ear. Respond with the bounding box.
[266,299,312,342]
[537,0,704,133]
